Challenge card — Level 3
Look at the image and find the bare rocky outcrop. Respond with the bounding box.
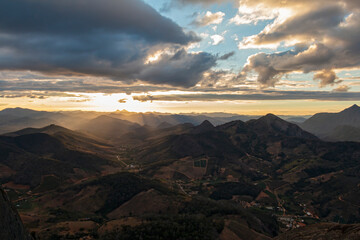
[0,187,32,240]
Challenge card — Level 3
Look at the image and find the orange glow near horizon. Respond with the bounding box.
[0,92,359,115]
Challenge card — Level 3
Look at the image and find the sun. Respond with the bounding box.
[83,93,154,112]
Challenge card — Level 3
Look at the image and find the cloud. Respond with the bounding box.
[133,90,360,102]
[0,91,81,99]
[239,5,346,48]
[0,69,250,95]
[237,0,360,87]
[219,51,235,60]
[118,98,127,103]
[0,0,217,87]
[333,85,351,92]
[137,49,216,87]
[0,0,198,44]
[0,72,180,94]
[313,70,341,87]
[211,35,225,45]
[200,70,241,87]
[230,2,279,25]
[241,52,286,87]
[192,11,225,26]
[67,98,91,103]
[0,70,246,95]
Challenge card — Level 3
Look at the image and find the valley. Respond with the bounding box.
[0,106,360,239]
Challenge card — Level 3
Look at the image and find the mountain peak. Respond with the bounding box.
[258,113,283,122]
[42,124,67,131]
[199,120,214,128]
[192,120,214,134]
[251,113,289,129]
[247,113,317,139]
[94,115,113,120]
[264,113,278,118]
[341,104,360,114]
[349,104,359,110]
[4,124,67,137]
[0,107,40,116]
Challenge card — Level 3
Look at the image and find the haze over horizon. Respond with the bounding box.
[1,0,360,114]
[0,104,359,117]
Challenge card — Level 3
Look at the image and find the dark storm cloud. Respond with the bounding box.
[137,49,216,87]
[0,0,198,44]
[0,0,216,87]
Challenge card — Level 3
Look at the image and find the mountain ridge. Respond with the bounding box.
[301,104,360,141]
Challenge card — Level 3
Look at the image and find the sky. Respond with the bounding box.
[0,0,360,115]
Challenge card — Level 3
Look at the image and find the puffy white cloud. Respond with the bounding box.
[230,1,280,25]
[239,5,345,48]
[193,11,225,26]
[211,35,225,45]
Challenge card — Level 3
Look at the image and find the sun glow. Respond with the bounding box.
[145,51,164,64]
[80,93,155,112]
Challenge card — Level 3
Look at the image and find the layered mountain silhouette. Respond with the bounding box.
[78,115,142,141]
[136,114,360,224]
[139,114,317,163]
[1,106,360,239]
[0,125,119,188]
[301,104,360,142]
[0,107,308,135]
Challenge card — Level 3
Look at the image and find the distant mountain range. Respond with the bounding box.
[78,115,142,143]
[301,104,360,142]
[2,105,359,143]
[0,107,310,135]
